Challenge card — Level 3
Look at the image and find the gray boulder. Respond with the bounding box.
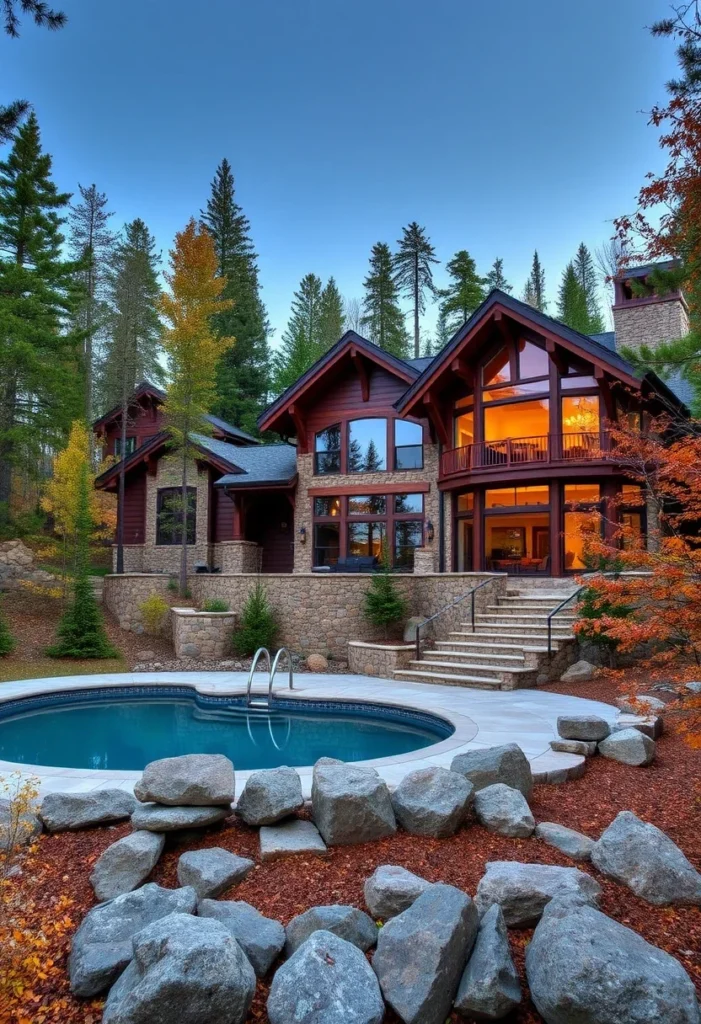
[598,728,656,766]
[591,811,701,905]
[686,681,701,694]
[364,864,432,920]
[39,789,136,832]
[199,899,285,976]
[0,797,42,852]
[473,783,535,838]
[311,764,396,846]
[454,904,521,1020]
[134,754,234,806]
[557,714,610,741]
[535,822,595,861]
[372,883,479,1024]
[236,766,303,825]
[617,693,667,713]
[450,743,533,797]
[526,896,701,1024]
[268,930,384,1024]
[102,912,255,1024]
[550,738,597,756]
[391,766,472,838]
[475,861,602,927]
[560,659,596,683]
[285,904,378,956]
[68,883,197,997]
[131,803,229,832]
[176,847,254,898]
[90,830,165,902]
[259,818,328,861]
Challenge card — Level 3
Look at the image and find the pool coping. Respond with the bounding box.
[0,672,628,797]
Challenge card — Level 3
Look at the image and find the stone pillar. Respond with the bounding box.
[413,548,436,574]
[218,540,261,573]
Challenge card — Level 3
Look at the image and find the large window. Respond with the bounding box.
[156,488,196,546]
[483,347,510,386]
[314,523,340,566]
[561,395,600,433]
[563,511,600,570]
[348,521,386,559]
[315,425,341,475]
[311,492,424,569]
[484,398,549,442]
[348,418,387,472]
[395,521,423,568]
[485,486,549,508]
[455,409,474,447]
[518,338,549,379]
[115,436,136,458]
[394,420,423,469]
[348,495,386,515]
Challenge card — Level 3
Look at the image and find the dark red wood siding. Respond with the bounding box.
[212,487,235,543]
[103,400,165,457]
[247,494,294,573]
[121,469,147,544]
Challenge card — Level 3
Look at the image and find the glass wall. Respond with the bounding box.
[484,399,549,442]
[563,511,600,570]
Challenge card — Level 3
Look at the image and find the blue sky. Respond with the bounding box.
[2,0,679,345]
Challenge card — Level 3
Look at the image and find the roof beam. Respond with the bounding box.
[493,309,513,345]
[424,391,450,448]
[350,345,370,402]
[545,338,568,374]
[289,404,308,454]
[450,357,474,386]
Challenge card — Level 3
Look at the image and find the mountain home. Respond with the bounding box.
[95,264,690,579]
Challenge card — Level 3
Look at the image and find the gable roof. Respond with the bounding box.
[203,438,298,488]
[94,430,245,490]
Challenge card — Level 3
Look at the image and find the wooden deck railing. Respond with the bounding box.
[441,431,610,477]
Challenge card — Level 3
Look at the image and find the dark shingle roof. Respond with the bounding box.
[406,356,436,373]
[203,413,259,445]
[588,331,616,352]
[192,435,297,487]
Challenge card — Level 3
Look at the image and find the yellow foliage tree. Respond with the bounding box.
[160,219,234,595]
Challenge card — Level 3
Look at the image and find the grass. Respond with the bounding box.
[0,656,127,684]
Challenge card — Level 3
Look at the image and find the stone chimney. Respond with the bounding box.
[612,261,689,354]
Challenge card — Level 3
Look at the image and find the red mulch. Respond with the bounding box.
[2,675,701,1023]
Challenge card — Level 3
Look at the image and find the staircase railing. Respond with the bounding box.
[545,570,633,656]
[414,577,499,660]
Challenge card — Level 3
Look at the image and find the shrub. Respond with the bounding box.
[0,601,15,657]
[139,594,170,634]
[0,773,39,873]
[233,583,277,656]
[167,577,178,593]
[202,598,230,613]
[364,561,408,639]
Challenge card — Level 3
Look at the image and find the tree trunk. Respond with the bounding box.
[0,378,17,526]
[115,381,128,574]
[413,253,420,357]
[180,444,189,598]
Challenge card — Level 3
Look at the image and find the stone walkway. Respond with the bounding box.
[0,672,624,797]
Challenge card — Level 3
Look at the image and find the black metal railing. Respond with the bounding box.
[414,577,500,660]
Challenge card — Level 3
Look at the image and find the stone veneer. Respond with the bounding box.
[212,540,261,573]
[347,641,415,677]
[104,571,506,660]
[612,295,689,355]
[171,607,237,660]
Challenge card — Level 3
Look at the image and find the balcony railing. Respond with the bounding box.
[441,431,610,477]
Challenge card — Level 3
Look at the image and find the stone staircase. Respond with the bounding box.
[394,585,579,690]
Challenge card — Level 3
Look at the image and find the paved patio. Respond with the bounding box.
[0,672,627,797]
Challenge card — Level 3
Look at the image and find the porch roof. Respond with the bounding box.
[201,437,298,489]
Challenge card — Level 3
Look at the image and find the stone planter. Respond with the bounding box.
[171,607,237,661]
[348,640,415,679]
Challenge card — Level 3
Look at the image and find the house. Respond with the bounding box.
[94,264,690,579]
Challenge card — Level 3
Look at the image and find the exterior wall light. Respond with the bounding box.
[299,526,307,544]
[425,520,435,543]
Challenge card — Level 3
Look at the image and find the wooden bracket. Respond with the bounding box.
[545,338,568,374]
[493,309,512,345]
[350,346,370,402]
[450,357,474,386]
[424,392,450,448]
[289,404,308,454]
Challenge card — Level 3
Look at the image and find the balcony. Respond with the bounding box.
[441,431,610,478]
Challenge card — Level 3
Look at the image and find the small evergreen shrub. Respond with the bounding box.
[140,594,170,634]
[363,550,408,639]
[575,554,633,667]
[233,583,277,656]
[167,577,178,593]
[0,601,16,656]
[202,598,230,613]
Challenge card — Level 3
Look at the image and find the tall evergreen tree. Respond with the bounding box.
[439,250,486,333]
[69,184,116,421]
[1,1,66,142]
[271,273,323,394]
[523,250,547,311]
[200,159,269,436]
[361,242,409,358]
[557,262,590,333]
[573,242,605,333]
[0,112,80,527]
[318,276,344,351]
[485,257,512,293]
[393,222,439,357]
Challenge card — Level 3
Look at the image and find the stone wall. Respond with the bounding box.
[0,540,57,591]
[212,540,262,574]
[105,570,506,660]
[613,296,689,355]
[347,641,415,677]
[171,607,237,660]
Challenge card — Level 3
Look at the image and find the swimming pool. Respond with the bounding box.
[0,686,454,772]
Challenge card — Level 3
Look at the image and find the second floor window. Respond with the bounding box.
[348,418,387,472]
[114,436,136,458]
[315,424,341,475]
[394,420,423,469]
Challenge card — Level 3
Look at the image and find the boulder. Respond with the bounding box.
[535,822,595,862]
[560,659,596,683]
[134,754,234,806]
[473,783,535,838]
[364,864,432,920]
[526,896,701,1024]
[475,861,602,928]
[176,847,254,899]
[90,830,165,902]
[236,766,304,826]
[68,883,197,997]
[40,790,136,832]
[199,899,285,977]
[598,728,656,766]
[550,739,597,756]
[450,744,533,797]
[311,764,396,846]
[617,693,667,714]
[557,714,610,742]
[372,883,478,1024]
[285,904,378,957]
[685,681,701,695]
[306,653,329,672]
[136,650,156,660]
[591,811,701,905]
[131,803,229,832]
[259,818,328,861]
[454,904,521,1020]
[0,797,42,852]
[391,766,472,838]
[102,912,255,1024]
[180,643,201,659]
[268,930,384,1024]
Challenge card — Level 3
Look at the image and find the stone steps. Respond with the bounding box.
[394,668,503,689]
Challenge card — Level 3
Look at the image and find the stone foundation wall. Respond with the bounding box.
[104,574,173,632]
[212,540,262,573]
[347,641,415,677]
[111,545,145,572]
[171,607,237,660]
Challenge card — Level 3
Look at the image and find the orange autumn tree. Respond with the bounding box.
[159,219,234,596]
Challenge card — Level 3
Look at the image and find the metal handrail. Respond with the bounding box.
[245,647,272,705]
[268,647,294,702]
[414,577,500,660]
[545,570,624,655]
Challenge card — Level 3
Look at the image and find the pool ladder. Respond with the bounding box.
[245,647,294,708]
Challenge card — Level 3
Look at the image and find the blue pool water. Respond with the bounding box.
[0,686,453,771]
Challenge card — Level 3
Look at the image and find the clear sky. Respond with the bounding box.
[2,0,679,345]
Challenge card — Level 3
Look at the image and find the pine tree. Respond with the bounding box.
[272,273,323,394]
[361,242,409,358]
[523,251,547,311]
[47,462,117,659]
[200,159,270,436]
[573,242,605,333]
[69,184,116,421]
[232,582,277,655]
[0,112,80,528]
[557,262,590,333]
[393,222,439,357]
[318,276,344,351]
[363,548,408,639]
[485,257,512,293]
[439,250,486,333]
[0,598,15,656]
[1,1,66,142]
[160,219,235,595]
